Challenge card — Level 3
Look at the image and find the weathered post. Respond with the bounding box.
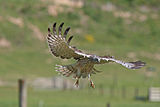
[106,102,110,107]
[19,79,27,107]
[63,79,67,90]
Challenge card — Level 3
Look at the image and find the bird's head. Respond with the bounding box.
[89,55,99,62]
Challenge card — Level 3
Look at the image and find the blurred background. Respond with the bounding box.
[0,0,160,107]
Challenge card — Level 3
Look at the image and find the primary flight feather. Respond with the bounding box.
[47,22,146,88]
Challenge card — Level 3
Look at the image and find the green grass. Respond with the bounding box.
[0,87,160,107]
[0,0,160,106]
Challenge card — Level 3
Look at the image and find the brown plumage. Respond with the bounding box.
[47,22,146,88]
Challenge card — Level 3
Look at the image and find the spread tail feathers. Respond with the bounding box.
[55,64,75,77]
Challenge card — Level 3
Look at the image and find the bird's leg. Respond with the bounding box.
[74,77,79,87]
[88,74,95,88]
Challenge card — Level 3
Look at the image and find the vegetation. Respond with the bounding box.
[0,0,160,106]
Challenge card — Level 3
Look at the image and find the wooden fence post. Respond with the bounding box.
[19,79,27,107]
[106,102,110,107]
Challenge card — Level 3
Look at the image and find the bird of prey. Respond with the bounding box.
[47,22,145,88]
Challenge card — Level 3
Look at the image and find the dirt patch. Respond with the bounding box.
[28,23,44,41]
[113,10,148,22]
[101,3,150,22]
[48,5,63,16]
[140,52,160,61]
[0,80,16,87]
[44,0,83,16]
[79,11,89,25]
[114,11,131,19]
[127,52,137,59]
[0,38,11,48]
[101,2,116,12]
[45,0,83,8]
[139,5,150,13]
[145,72,155,77]
[8,16,24,27]
[0,80,4,86]
[139,14,147,22]
[154,53,160,60]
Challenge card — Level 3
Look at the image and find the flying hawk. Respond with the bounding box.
[47,22,145,88]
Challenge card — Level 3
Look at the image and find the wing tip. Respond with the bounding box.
[60,22,64,27]
[48,28,51,33]
[53,22,56,27]
[129,61,146,69]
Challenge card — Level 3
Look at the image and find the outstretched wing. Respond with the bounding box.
[47,22,92,59]
[97,56,146,69]
[47,22,146,69]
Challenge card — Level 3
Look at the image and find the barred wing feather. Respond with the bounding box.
[47,22,91,59]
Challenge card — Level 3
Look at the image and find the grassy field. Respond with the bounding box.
[0,0,160,107]
[0,87,160,107]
